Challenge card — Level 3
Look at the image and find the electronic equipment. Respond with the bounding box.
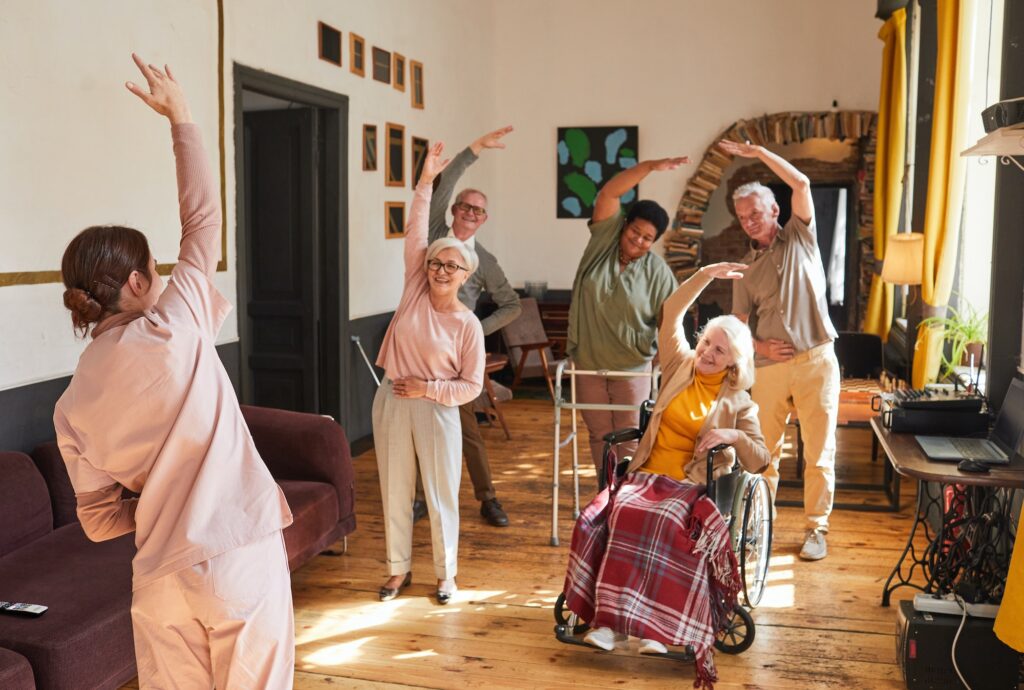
[914,379,1024,463]
[0,601,47,617]
[874,386,990,435]
[891,387,985,411]
[981,96,1024,132]
[896,600,1018,689]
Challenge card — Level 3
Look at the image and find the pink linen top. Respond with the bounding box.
[375,181,485,407]
[54,124,292,591]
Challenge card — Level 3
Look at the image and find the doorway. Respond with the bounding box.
[234,65,349,428]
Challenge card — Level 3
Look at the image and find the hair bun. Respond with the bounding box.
[63,288,103,324]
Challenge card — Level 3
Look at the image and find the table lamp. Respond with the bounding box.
[882,232,923,318]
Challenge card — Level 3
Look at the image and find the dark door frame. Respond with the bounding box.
[233,63,351,431]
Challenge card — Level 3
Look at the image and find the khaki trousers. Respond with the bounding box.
[131,530,295,690]
[575,369,652,475]
[373,380,461,579]
[753,342,839,531]
[416,402,496,503]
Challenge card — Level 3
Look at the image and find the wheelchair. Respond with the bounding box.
[553,403,773,658]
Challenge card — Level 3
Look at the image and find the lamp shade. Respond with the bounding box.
[881,233,923,285]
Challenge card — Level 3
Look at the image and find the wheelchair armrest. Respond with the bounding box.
[705,443,732,503]
[602,428,643,445]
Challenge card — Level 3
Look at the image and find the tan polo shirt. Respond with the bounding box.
[732,215,837,367]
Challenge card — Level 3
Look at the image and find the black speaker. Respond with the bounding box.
[982,98,1024,132]
[896,600,1019,689]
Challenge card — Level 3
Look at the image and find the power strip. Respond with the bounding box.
[912,593,1000,619]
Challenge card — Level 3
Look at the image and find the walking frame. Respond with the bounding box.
[550,359,660,546]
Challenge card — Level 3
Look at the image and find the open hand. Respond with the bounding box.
[472,125,514,153]
[696,428,740,454]
[701,262,748,280]
[125,53,191,124]
[419,142,452,185]
[718,139,760,159]
[649,156,691,172]
[761,338,795,362]
[392,377,428,399]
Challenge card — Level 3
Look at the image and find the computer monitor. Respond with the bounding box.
[991,378,1024,457]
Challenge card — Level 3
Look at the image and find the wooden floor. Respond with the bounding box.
[124,396,927,689]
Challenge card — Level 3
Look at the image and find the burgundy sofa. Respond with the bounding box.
[0,406,355,689]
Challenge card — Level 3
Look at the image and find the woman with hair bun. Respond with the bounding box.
[54,54,294,688]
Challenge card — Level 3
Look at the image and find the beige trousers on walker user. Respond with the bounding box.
[130,530,295,690]
[753,342,839,531]
[373,380,462,580]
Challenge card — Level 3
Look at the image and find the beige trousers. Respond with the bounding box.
[373,380,461,580]
[131,530,294,690]
[575,369,653,475]
[752,342,839,531]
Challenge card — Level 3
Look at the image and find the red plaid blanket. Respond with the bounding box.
[563,471,741,689]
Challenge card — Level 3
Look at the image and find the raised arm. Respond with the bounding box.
[718,140,813,224]
[592,156,690,223]
[658,262,747,359]
[407,142,452,280]
[126,54,221,276]
[428,126,514,242]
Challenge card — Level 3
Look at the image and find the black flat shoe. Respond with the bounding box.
[412,499,428,524]
[379,572,412,602]
[436,582,457,605]
[480,498,509,527]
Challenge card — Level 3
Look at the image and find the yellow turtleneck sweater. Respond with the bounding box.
[641,368,727,480]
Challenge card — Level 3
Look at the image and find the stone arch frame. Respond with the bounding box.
[663,110,878,329]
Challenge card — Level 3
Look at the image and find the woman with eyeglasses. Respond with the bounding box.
[566,156,691,476]
[373,142,485,605]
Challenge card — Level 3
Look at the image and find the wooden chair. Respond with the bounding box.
[500,297,556,400]
[481,353,511,439]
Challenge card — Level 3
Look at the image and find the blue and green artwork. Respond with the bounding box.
[556,126,638,219]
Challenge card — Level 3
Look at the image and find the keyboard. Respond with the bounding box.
[892,388,985,411]
[950,438,1006,461]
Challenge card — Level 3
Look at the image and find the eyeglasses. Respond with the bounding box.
[426,259,469,275]
[453,201,488,218]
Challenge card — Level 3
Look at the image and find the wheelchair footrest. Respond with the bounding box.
[553,625,696,661]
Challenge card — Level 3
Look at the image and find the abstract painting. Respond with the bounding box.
[556,126,638,218]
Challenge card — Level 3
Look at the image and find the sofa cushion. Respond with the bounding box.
[0,453,52,558]
[0,648,34,690]
[0,524,136,690]
[29,443,79,529]
[279,479,340,570]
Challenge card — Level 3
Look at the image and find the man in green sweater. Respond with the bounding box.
[414,125,521,527]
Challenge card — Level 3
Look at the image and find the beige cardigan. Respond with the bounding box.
[624,270,771,483]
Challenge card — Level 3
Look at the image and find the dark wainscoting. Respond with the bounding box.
[346,311,394,454]
[0,342,242,454]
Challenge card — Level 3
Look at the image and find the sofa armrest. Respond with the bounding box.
[240,405,354,514]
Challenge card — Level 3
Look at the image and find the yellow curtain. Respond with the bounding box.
[864,9,908,342]
[994,510,1024,650]
[911,0,976,388]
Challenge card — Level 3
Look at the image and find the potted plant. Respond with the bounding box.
[919,301,988,378]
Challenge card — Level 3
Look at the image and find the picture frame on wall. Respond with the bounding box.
[393,53,406,92]
[372,47,391,84]
[556,126,639,218]
[362,124,377,171]
[385,122,405,187]
[318,22,342,66]
[411,137,428,189]
[350,33,365,76]
[410,60,424,109]
[385,201,406,239]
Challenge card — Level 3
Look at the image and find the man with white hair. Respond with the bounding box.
[413,126,521,528]
[719,139,839,561]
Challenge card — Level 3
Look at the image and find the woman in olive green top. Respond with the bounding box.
[566,156,689,474]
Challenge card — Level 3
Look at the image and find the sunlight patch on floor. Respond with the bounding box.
[296,600,411,645]
[300,636,374,667]
[393,649,437,660]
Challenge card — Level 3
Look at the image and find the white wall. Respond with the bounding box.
[489,0,882,288]
[0,0,495,389]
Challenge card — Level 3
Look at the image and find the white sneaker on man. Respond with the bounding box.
[800,528,828,560]
[583,626,626,651]
[638,638,668,655]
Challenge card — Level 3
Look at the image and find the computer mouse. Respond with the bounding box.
[957,459,990,473]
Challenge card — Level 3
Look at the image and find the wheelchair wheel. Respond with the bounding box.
[553,592,590,636]
[739,476,773,608]
[714,605,755,654]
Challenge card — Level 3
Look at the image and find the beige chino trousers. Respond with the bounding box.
[752,342,839,531]
[131,530,295,690]
[373,380,462,580]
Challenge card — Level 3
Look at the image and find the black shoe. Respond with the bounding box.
[436,581,457,605]
[412,499,428,523]
[379,572,412,602]
[480,498,509,527]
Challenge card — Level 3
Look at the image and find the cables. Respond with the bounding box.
[950,594,972,690]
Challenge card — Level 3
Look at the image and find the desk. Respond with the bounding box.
[871,417,1024,606]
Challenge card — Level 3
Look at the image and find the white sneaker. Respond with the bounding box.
[800,529,828,561]
[583,626,616,650]
[638,638,668,655]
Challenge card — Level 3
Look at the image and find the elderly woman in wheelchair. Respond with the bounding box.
[558,262,771,687]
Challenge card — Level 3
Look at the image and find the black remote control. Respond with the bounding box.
[0,601,47,617]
